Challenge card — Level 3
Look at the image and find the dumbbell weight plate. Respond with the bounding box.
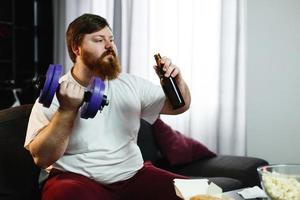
[81,77,106,119]
[38,64,62,107]
[38,64,54,106]
[46,64,62,107]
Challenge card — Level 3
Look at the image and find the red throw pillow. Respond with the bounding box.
[152,118,216,166]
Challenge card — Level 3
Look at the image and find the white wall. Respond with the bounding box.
[246,0,300,164]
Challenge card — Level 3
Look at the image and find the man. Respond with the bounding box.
[25,13,191,200]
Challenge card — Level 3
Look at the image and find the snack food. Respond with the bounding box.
[262,172,300,200]
[190,194,222,200]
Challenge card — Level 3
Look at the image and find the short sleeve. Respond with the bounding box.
[138,77,165,124]
[24,98,58,148]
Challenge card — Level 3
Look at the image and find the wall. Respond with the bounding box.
[246,0,300,164]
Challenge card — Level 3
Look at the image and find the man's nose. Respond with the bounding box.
[105,40,113,49]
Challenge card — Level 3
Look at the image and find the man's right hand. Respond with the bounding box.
[56,81,85,112]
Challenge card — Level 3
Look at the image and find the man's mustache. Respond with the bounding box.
[102,48,116,58]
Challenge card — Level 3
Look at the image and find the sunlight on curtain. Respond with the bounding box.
[122,0,245,154]
[148,0,222,151]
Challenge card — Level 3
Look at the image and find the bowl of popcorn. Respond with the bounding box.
[257,164,300,200]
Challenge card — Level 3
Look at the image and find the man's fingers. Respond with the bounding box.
[160,57,172,71]
[59,81,84,99]
[154,56,180,79]
[170,67,180,78]
[164,64,180,78]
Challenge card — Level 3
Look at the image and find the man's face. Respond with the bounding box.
[79,26,121,80]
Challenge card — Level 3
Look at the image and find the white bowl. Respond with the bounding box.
[257,164,300,200]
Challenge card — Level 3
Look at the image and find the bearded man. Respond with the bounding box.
[25,13,191,200]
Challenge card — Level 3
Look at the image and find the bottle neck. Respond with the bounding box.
[157,63,165,78]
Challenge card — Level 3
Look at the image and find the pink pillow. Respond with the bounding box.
[152,118,216,166]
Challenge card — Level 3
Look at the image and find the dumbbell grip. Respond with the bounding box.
[38,78,103,105]
[83,91,109,107]
[37,76,92,103]
[83,91,92,102]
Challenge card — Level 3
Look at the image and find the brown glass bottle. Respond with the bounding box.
[154,53,185,109]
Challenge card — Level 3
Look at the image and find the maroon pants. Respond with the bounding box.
[42,161,187,200]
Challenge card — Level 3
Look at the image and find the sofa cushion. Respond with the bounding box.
[0,104,40,200]
[137,119,164,165]
[152,119,216,166]
[172,155,269,187]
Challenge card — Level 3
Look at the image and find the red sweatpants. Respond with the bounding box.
[42,161,187,200]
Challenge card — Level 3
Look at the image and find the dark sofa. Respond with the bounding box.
[0,104,268,200]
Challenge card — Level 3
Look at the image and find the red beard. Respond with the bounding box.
[82,48,121,80]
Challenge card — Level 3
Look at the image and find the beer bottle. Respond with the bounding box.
[154,53,185,109]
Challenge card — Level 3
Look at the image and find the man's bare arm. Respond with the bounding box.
[27,81,84,168]
[27,109,77,168]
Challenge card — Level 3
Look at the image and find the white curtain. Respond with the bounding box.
[217,0,246,155]
[53,0,246,155]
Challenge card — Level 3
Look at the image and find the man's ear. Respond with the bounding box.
[72,45,80,56]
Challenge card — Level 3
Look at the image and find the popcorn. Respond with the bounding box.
[262,172,300,200]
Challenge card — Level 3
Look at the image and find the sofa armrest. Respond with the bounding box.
[170,155,268,187]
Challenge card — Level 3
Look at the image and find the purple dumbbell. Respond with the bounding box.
[80,77,108,119]
[38,64,109,119]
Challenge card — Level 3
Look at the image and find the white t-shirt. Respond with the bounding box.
[25,71,165,184]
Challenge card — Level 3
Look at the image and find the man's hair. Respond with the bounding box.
[66,13,110,63]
